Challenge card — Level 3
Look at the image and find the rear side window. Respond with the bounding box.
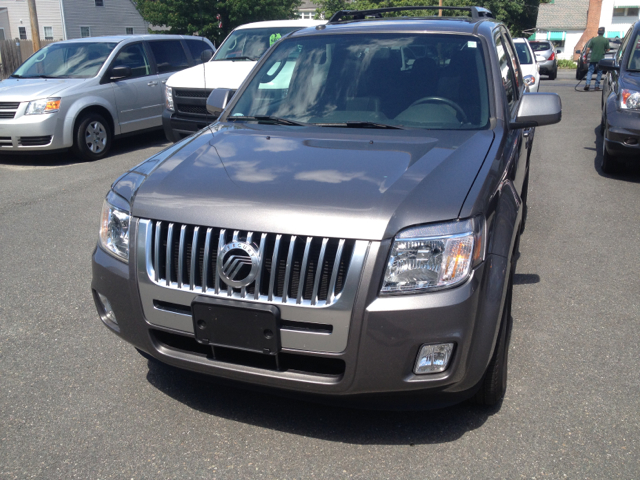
[185,39,212,65]
[148,40,189,73]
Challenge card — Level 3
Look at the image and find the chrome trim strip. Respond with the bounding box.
[165,223,174,286]
[268,234,281,302]
[241,231,254,298]
[189,226,199,290]
[254,233,267,300]
[177,225,186,289]
[202,228,212,293]
[282,235,296,303]
[153,221,161,283]
[215,229,225,294]
[297,237,312,305]
[327,239,345,305]
[311,238,328,306]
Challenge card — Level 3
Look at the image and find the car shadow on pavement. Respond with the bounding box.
[593,125,640,182]
[144,359,497,445]
[0,130,169,168]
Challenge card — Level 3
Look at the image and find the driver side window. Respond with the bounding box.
[495,32,518,114]
[112,43,151,78]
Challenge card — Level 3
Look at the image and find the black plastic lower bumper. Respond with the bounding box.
[162,109,217,143]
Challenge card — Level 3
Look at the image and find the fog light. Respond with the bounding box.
[97,292,118,325]
[414,343,454,374]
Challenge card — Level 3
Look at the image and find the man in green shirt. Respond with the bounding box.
[584,27,610,91]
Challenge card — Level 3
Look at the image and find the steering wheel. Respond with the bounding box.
[408,96,468,124]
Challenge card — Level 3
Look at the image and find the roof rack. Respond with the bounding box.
[328,6,494,23]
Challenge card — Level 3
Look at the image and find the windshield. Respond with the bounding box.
[12,42,117,78]
[213,27,302,61]
[529,42,551,52]
[228,33,490,130]
[514,42,533,64]
[627,34,640,71]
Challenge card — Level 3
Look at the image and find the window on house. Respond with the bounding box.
[298,12,314,20]
[19,27,27,40]
[43,26,53,40]
[126,27,133,35]
[95,0,104,6]
[0,28,5,41]
[613,7,639,17]
[81,27,91,38]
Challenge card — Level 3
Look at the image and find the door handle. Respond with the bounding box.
[161,80,167,84]
[147,81,158,86]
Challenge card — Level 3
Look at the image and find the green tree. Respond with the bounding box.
[315,0,529,37]
[135,0,302,45]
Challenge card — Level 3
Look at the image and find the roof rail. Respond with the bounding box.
[328,6,494,23]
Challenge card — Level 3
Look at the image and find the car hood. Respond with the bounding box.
[166,61,257,90]
[0,78,87,101]
[133,124,494,241]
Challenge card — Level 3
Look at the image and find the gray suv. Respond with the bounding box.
[0,35,213,160]
[92,7,561,408]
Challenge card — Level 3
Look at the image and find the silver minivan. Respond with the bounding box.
[0,35,214,160]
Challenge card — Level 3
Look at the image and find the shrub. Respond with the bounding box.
[557,59,577,69]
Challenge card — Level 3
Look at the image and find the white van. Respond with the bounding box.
[162,19,325,141]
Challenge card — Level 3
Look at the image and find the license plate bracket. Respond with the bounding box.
[191,298,280,355]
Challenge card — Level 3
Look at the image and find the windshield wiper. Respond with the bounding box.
[314,121,404,130]
[217,56,258,61]
[228,115,306,126]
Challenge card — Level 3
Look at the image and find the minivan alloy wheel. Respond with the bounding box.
[85,121,107,153]
[73,112,112,161]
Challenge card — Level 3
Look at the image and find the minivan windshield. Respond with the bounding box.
[213,27,302,61]
[12,42,117,78]
[627,33,640,71]
[229,33,490,130]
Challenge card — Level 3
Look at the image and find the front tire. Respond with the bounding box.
[601,136,621,174]
[72,113,112,161]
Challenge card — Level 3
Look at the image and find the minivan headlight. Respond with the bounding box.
[25,97,61,115]
[381,218,485,294]
[620,89,640,110]
[165,86,174,111]
[99,200,130,262]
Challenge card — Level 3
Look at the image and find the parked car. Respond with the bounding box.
[576,38,621,80]
[599,21,640,173]
[0,35,214,160]
[529,40,558,79]
[163,19,325,142]
[514,38,540,91]
[92,6,561,409]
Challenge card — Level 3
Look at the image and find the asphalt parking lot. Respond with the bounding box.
[1,70,639,479]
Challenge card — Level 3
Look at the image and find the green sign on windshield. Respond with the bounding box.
[269,33,282,46]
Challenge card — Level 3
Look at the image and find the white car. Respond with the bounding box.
[513,38,540,92]
[163,19,326,141]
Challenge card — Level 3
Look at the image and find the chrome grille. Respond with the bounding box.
[174,88,213,117]
[143,220,356,306]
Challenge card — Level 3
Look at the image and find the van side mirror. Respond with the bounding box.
[109,66,131,81]
[556,49,562,54]
[598,58,619,72]
[575,49,581,54]
[510,93,562,129]
[206,88,236,116]
[201,49,214,63]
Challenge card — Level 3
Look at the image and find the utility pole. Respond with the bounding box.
[438,0,443,17]
[27,0,41,52]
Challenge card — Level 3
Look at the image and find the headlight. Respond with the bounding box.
[381,218,485,294]
[25,97,61,115]
[620,89,640,110]
[165,86,174,111]
[99,200,130,262]
[524,74,536,87]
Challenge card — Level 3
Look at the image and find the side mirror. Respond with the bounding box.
[598,58,620,72]
[556,49,562,54]
[206,88,236,116]
[201,49,214,63]
[575,49,581,54]
[510,93,562,129]
[109,66,131,81]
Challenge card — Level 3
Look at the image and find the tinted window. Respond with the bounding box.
[186,38,212,65]
[214,27,302,61]
[514,42,532,64]
[496,33,518,111]
[13,42,117,78]
[149,40,189,73]
[627,33,640,71]
[112,43,151,78]
[529,41,551,52]
[230,33,490,129]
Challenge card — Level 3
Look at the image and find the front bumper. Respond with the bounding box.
[91,223,508,406]
[604,99,640,158]
[162,109,216,143]
[0,106,69,152]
